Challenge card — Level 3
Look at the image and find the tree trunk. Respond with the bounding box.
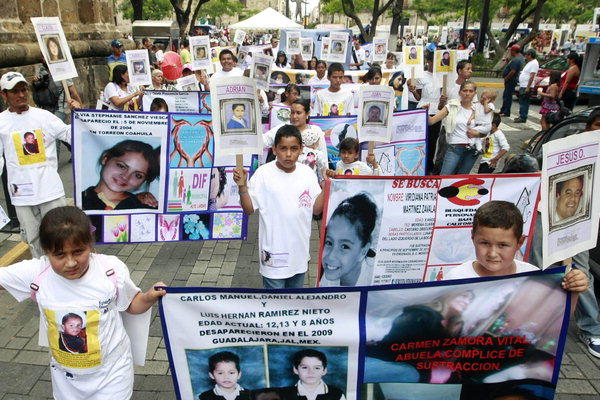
[131,0,144,20]
[388,0,404,52]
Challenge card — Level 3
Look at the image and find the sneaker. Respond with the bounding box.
[586,337,600,358]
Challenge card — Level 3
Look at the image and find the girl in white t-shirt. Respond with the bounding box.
[0,206,166,400]
[319,192,378,287]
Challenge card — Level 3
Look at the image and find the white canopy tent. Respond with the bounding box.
[229,8,302,30]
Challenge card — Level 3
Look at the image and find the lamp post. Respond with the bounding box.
[460,0,469,44]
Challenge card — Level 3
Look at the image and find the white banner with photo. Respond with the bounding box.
[126,50,152,87]
[250,53,274,92]
[286,30,302,55]
[357,85,395,143]
[209,77,262,155]
[301,37,314,61]
[329,32,349,63]
[540,131,600,268]
[142,90,202,114]
[233,29,246,45]
[176,75,199,91]
[31,17,78,81]
[321,37,331,61]
[372,38,388,63]
[190,35,211,71]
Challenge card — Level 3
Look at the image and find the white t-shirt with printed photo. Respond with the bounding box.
[312,88,354,116]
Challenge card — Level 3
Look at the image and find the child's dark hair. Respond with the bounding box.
[150,97,168,112]
[456,60,471,74]
[208,351,240,372]
[339,137,359,153]
[330,192,377,252]
[362,66,382,83]
[491,112,501,128]
[273,124,302,146]
[292,348,327,368]
[40,206,94,254]
[232,103,245,111]
[100,139,160,183]
[586,108,600,130]
[472,201,523,239]
[316,60,327,69]
[327,62,344,77]
[62,312,83,325]
[24,131,34,138]
[549,70,561,86]
[281,84,300,102]
[215,167,227,197]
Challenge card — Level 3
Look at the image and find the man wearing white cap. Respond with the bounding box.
[0,72,80,257]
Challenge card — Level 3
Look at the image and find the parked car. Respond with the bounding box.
[525,105,600,286]
[515,55,568,100]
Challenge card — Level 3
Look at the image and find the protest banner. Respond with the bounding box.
[190,35,211,71]
[321,37,331,61]
[434,49,455,74]
[372,38,388,63]
[357,85,395,144]
[317,174,540,286]
[233,29,246,45]
[31,17,78,82]
[142,90,203,114]
[301,37,314,61]
[329,32,350,63]
[209,77,262,156]
[287,30,302,55]
[403,45,423,67]
[250,53,273,92]
[176,75,199,91]
[269,104,291,126]
[540,131,600,267]
[160,270,569,400]
[125,50,152,87]
[73,109,251,244]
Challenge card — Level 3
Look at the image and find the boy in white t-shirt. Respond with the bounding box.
[326,137,379,176]
[233,125,327,289]
[478,113,509,173]
[312,63,354,116]
[444,201,587,310]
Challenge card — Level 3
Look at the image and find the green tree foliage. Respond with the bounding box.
[321,0,394,41]
[542,0,596,24]
[201,0,245,26]
[409,0,461,25]
[120,0,173,21]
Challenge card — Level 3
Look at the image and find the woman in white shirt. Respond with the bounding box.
[308,60,328,85]
[104,65,143,111]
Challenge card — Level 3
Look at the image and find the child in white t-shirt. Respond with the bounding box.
[326,137,380,176]
[234,125,327,289]
[0,206,166,399]
[478,113,509,173]
[444,201,587,309]
[468,89,497,153]
[311,63,354,116]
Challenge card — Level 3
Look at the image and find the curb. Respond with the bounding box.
[474,81,504,88]
[0,241,29,267]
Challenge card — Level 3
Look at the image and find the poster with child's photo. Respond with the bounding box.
[403,45,423,66]
[176,74,199,91]
[372,38,388,63]
[321,37,331,61]
[190,35,211,70]
[250,53,274,92]
[301,37,314,61]
[328,31,349,63]
[233,29,246,45]
[357,85,395,143]
[433,49,455,74]
[31,17,78,81]
[287,30,301,55]
[126,49,152,86]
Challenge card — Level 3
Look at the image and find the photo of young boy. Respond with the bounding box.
[58,312,87,353]
[199,351,251,400]
[254,64,269,82]
[22,131,40,155]
[332,41,344,54]
[195,46,208,59]
[226,103,249,130]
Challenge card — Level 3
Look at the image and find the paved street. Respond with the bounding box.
[0,80,599,399]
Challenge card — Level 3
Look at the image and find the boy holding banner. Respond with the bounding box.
[233,125,326,289]
[312,63,354,116]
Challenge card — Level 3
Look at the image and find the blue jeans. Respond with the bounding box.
[262,272,305,289]
[501,79,517,115]
[518,87,531,121]
[440,144,479,175]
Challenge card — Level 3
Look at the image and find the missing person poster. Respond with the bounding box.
[403,45,423,67]
[160,270,569,400]
[209,77,262,156]
[434,49,455,74]
[540,131,600,268]
[177,75,199,91]
[250,53,274,92]
[357,85,395,143]
[317,174,540,287]
[142,90,203,113]
[31,17,78,81]
[190,35,211,71]
[126,50,152,87]
[301,37,314,61]
[372,38,388,63]
[329,32,349,64]
[72,110,251,244]
[233,29,246,45]
[287,30,301,55]
[321,37,331,61]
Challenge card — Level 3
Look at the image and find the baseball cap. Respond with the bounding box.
[111,40,123,48]
[508,44,521,52]
[0,72,28,91]
[182,63,193,72]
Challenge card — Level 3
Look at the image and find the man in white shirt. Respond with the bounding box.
[311,63,354,116]
[515,49,539,123]
[211,49,243,79]
[349,37,365,70]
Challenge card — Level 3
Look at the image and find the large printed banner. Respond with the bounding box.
[318,175,540,286]
[312,109,428,175]
[160,270,569,400]
[73,110,250,244]
[541,131,600,267]
[142,90,208,114]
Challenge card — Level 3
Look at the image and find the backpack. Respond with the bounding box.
[32,74,63,108]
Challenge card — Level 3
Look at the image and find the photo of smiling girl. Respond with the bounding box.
[81,139,160,211]
[319,191,379,287]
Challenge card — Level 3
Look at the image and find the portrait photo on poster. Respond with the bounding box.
[57,311,88,354]
[194,45,208,60]
[132,60,147,75]
[440,50,451,66]
[331,40,344,54]
[220,99,255,135]
[22,131,40,155]
[43,34,66,63]
[409,46,417,60]
[363,102,386,125]
[375,43,386,55]
[289,38,299,49]
[548,165,593,231]
[80,136,162,212]
[254,63,269,82]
